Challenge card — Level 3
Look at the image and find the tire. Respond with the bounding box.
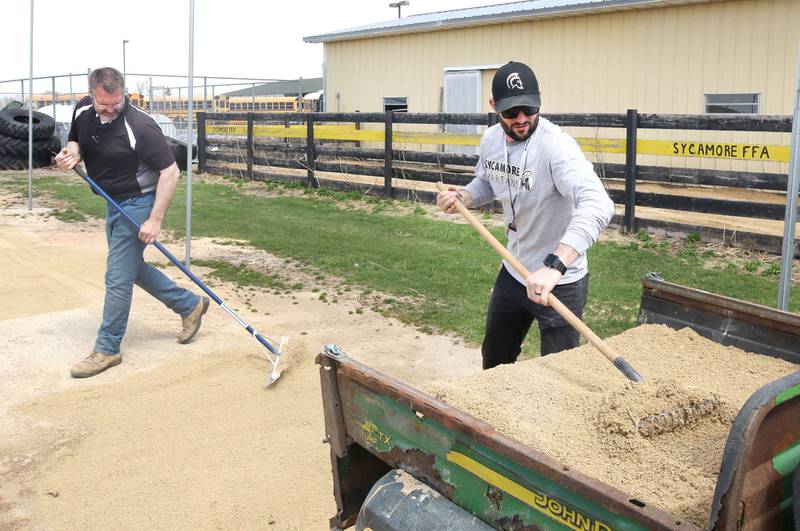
[166,136,197,171]
[0,109,56,140]
[0,134,61,158]
[0,153,52,170]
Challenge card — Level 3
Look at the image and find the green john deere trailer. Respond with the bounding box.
[317,275,800,531]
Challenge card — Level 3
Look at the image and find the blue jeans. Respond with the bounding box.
[94,193,200,355]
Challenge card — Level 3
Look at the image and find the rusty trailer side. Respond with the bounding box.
[640,274,800,530]
[317,347,693,531]
[318,277,800,530]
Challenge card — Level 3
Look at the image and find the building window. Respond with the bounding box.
[704,93,760,114]
[383,97,408,113]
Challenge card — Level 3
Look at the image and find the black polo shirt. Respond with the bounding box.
[68,96,175,199]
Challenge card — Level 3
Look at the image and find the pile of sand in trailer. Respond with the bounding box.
[422,324,799,527]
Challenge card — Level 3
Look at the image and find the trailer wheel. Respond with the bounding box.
[0,109,56,140]
[355,469,494,531]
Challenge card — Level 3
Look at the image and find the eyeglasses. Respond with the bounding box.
[500,106,539,119]
[92,97,125,112]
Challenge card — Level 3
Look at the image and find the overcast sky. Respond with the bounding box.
[1,0,494,97]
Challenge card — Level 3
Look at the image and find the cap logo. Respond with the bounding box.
[506,72,524,90]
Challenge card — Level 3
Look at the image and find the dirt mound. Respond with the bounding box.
[423,325,798,526]
[596,378,735,438]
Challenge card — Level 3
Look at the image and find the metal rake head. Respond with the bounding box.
[264,336,290,387]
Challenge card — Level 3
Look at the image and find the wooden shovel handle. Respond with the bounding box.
[435,182,643,381]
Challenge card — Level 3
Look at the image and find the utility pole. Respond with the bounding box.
[122,40,129,81]
[389,0,409,18]
[778,48,800,310]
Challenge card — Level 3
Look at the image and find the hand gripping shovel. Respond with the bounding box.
[436,182,644,383]
[73,165,289,386]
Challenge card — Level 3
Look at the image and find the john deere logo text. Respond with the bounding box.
[448,451,614,531]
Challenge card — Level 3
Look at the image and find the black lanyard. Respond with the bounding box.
[503,134,532,232]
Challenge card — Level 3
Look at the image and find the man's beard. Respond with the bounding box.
[500,115,538,142]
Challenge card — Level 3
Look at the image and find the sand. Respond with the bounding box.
[1,169,795,529]
[0,172,482,530]
[423,325,799,527]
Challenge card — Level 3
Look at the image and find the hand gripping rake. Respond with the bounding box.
[436,182,644,383]
[73,165,288,386]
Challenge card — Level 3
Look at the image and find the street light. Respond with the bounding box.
[122,39,129,80]
[389,1,409,18]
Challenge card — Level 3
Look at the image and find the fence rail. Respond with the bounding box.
[197,110,798,256]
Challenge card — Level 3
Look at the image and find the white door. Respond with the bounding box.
[444,70,481,155]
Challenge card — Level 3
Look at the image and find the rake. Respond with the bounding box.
[73,165,288,386]
[435,183,734,437]
[436,182,643,382]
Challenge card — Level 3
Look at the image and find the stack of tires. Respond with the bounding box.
[0,109,60,170]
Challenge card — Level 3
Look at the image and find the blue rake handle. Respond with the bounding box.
[72,165,282,358]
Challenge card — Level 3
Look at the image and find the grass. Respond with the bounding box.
[17,173,800,354]
[191,259,290,291]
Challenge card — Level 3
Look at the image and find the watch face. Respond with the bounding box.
[545,254,566,274]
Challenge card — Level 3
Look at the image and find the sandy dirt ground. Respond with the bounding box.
[1,169,795,531]
[0,177,481,530]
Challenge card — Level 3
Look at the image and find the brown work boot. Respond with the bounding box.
[178,296,210,344]
[71,352,122,378]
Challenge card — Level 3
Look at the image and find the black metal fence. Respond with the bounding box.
[197,110,797,255]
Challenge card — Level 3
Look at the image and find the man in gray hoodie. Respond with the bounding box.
[437,61,615,369]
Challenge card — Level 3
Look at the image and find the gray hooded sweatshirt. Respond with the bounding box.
[464,117,615,286]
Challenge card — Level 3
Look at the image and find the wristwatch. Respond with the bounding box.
[543,253,567,275]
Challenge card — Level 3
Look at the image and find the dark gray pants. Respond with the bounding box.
[481,265,589,370]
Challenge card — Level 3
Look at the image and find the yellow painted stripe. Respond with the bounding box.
[207,124,789,161]
[636,139,789,162]
[208,124,482,145]
[563,137,789,162]
[574,138,627,154]
[447,451,610,531]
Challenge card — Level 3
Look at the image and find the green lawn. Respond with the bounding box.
[16,173,800,354]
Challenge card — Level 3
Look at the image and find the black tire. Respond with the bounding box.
[0,134,61,158]
[0,153,52,170]
[166,136,197,171]
[0,109,56,140]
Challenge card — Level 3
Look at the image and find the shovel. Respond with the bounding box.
[73,165,289,386]
[435,182,644,383]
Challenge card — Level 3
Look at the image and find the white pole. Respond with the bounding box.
[185,0,195,268]
[28,0,34,211]
[122,40,128,81]
[51,76,56,129]
[778,48,800,310]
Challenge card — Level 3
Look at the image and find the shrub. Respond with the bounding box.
[762,262,781,276]
[744,260,761,273]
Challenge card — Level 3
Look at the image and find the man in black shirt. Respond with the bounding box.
[55,67,209,378]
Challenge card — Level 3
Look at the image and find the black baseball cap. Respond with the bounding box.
[491,61,541,113]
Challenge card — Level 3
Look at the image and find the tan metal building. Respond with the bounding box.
[305,0,798,115]
[304,0,799,171]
